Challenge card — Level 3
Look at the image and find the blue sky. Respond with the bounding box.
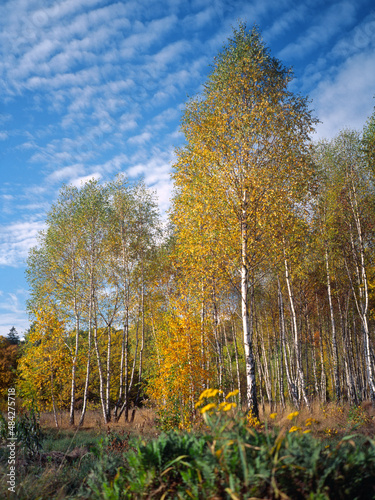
[1,0,375,336]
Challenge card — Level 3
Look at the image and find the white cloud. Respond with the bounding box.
[151,107,180,130]
[26,67,101,90]
[125,150,175,213]
[33,0,105,26]
[119,113,138,132]
[119,14,178,58]
[264,4,308,41]
[0,288,30,336]
[2,0,374,334]
[151,40,191,67]
[0,220,45,267]
[46,164,85,184]
[71,172,102,187]
[329,13,375,60]
[182,5,218,30]
[312,50,375,138]
[279,2,356,61]
[91,153,129,175]
[128,132,152,144]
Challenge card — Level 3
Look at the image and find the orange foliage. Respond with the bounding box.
[0,337,18,399]
[17,308,72,409]
[148,298,213,429]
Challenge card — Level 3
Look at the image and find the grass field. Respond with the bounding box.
[1,402,375,499]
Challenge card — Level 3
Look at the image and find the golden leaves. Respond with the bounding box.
[17,307,72,410]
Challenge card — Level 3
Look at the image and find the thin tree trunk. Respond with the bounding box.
[105,326,112,422]
[278,277,298,407]
[79,275,94,427]
[325,249,340,401]
[131,269,145,423]
[345,255,375,400]
[78,320,91,427]
[114,237,132,420]
[316,295,327,403]
[241,189,258,418]
[118,296,140,421]
[348,180,375,400]
[212,294,223,392]
[232,319,242,408]
[69,307,80,426]
[259,323,272,405]
[50,360,59,428]
[114,304,128,421]
[93,304,108,424]
[223,324,234,392]
[284,258,309,408]
[337,292,357,404]
[200,286,207,390]
[307,314,319,399]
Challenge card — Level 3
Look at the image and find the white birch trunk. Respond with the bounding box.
[284,258,309,408]
[241,189,258,418]
[93,300,108,424]
[232,320,242,408]
[325,249,340,401]
[278,277,298,407]
[131,273,145,423]
[69,308,80,426]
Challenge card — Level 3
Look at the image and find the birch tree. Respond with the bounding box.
[18,308,71,423]
[313,129,375,402]
[26,184,87,425]
[172,24,316,417]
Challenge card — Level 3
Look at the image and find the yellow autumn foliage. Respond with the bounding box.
[17,307,72,410]
[147,298,214,429]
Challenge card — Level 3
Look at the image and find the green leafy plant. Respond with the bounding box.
[154,397,183,432]
[84,392,375,499]
[15,406,44,456]
[348,405,371,427]
[0,406,44,456]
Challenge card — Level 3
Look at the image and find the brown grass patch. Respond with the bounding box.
[39,407,158,438]
[255,400,375,437]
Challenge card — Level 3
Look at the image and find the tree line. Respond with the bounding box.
[6,25,375,427]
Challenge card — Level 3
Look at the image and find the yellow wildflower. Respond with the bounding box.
[225,389,239,399]
[200,403,217,414]
[305,417,318,426]
[287,411,299,420]
[199,388,223,400]
[247,410,261,427]
[289,426,300,433]
[269,413,277,419]
[198,388,213,400]
[222,402,237,412]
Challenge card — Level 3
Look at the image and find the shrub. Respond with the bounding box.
[0,406,44,456]
[81,390,375,499]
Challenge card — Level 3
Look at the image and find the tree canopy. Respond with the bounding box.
[18,26,375,428]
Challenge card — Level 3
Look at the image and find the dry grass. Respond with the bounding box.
[0,407,158,499]
[1,401,374,499]
[255,400,375,438]
[32,400,375,441]
[39,407,158,438]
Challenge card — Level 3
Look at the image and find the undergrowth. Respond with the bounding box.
[0,406,44,456]
[80,391,375,500]
[1,397,374,499]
